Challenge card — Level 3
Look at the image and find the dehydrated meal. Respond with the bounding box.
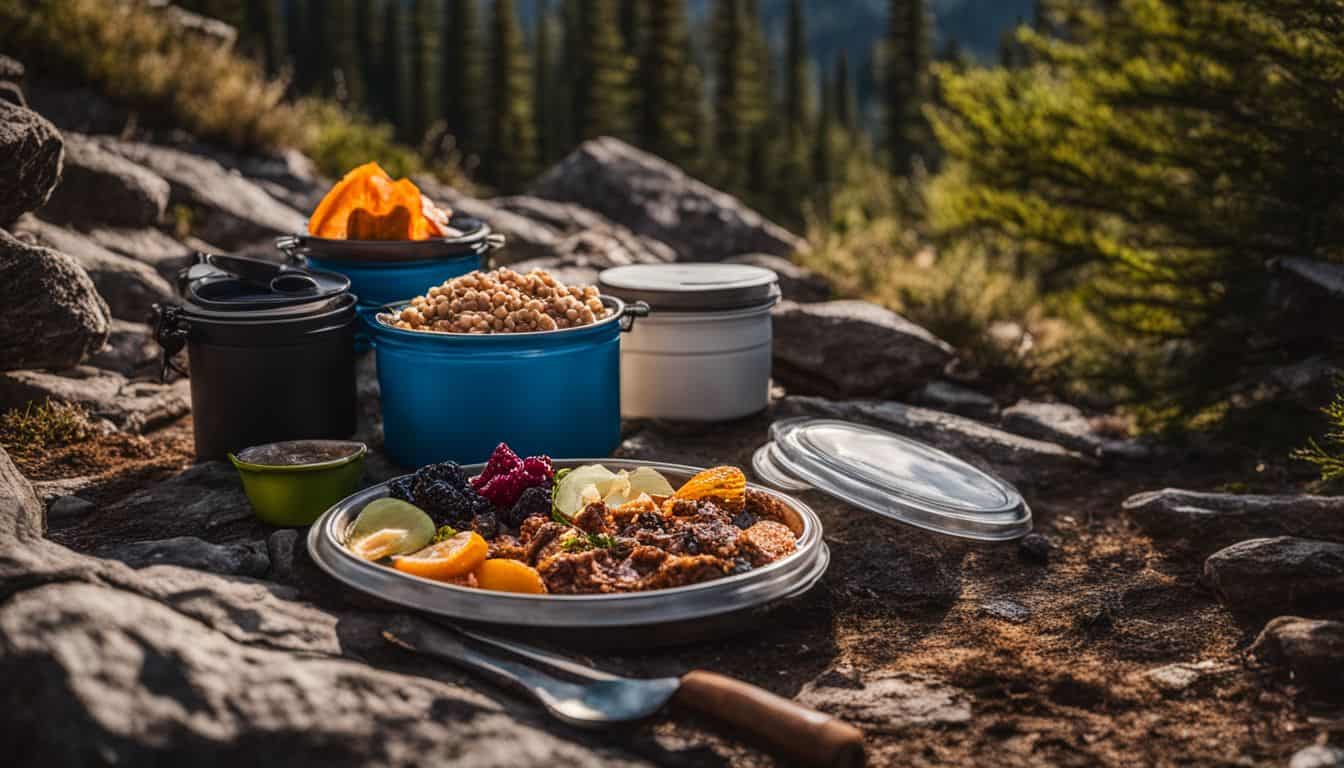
[378,268,611,334]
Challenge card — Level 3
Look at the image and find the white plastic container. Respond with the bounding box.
[599,264,780,421]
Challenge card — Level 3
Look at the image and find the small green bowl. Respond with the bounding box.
[229,440,368,527]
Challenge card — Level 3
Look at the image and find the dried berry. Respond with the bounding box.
[415,481,482,527]
[471,510,500,539]
[413,461,467,496]
[387,475,416,503]
[505,485,553,528]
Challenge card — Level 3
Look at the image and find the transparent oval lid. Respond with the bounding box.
[752,417,1032,541]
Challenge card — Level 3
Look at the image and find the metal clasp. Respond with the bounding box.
[620,301,650,332]
[151,303,190,382]
[275,234,306,266]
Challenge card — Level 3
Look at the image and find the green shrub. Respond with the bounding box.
[1293,392,1344,483]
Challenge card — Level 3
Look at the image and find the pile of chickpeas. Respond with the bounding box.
[386,268,610,334]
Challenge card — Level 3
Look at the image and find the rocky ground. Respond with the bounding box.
[3,52,1343,767]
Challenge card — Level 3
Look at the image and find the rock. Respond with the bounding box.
[490,194,677,264]
[13,216,176,321]
[911,380,998,420]
[39,133,170,227]
[0,367,189,433]
[97,139,306,249]
[0,81,23,108]
[265,529,300,583]
[1018,532,1053,562]
[1290,746,1344,768]
[159,3,239,46]
[87,319,160,377]
[980,598,1031,623]
[32,476,100,507]
[191,143,325,213]
[0,101,63,227]
[1251,616,1344,696]
[530,137,806,261]
[1261,357,1342,409]
[1140,660,1235,696]
[1278,257,1344,298]
[772,300,956,398]
[47,495,96,526]
[726,253,831,301]
[1203,538,1344,616]
[778,396,1092,490]
[97,536,269,578]
[796,668,971,733]
[1002,400,1152,462]
[84,225,202,282]
[22,80,131,135]
[0,54,23,80]
[1124,490,1344,557]
[0,229,110,370]
[0,55,23,107]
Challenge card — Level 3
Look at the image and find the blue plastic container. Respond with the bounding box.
[276,216,504,308]
[363,297,648,468]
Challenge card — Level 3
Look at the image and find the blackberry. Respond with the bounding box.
[387,475,416,502]
[413,461,467,498]
[504,485,553,527]
[471,510,500,539]
[416,480,477,527]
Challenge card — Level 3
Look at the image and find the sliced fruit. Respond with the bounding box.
[473,558,547,594]
[626,466,675,498]
[553,464,617,519]
[308,162,388,238]
[346,498,436,560]
[663,466,747,513]
[392,531,488,581]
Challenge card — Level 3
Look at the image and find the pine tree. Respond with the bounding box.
[712,0,767,191]
[783,0,811,144]
[486,0,538,190]
[884,0,931,173]
[811,67,834,218]
[305,0,335,95]
[636,0,702,166]
[534,0,558,166]
[411,0,442,143]
[618,0,641,57]
[329,0,362,104]
[442,0,483,157]
[355,0,384,117]
[240,0,284,76]
[382,0,414,142]
[834,52,858,136]
[573,0,633,140]
[286,0,315,93]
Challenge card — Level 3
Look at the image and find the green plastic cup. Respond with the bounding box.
[229,440,368,527]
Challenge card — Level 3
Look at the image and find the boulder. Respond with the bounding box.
[97,139,306,249]
[1124,490,1344,557]
[777,396,1093,490]
[1250,616,1344,697]
[0,101,63,227]
[96,536,270,578]
[530,137,805,261]
[1001,400,1152,461]
[84,225,202,282]
[772,300,955,398]
[726,253,831,301]
[14,216,176,321]
[910,380,997,420]
[1202,537,1344,616]
[0,54,23,107]
[87,319,160,377]
[39,132,170,227]
[0,367,189,433]
[47,495,97,527]
[489,194,677,264]
[1278,257,1344,298]
[0,229,110,370]
[22,80,132,135]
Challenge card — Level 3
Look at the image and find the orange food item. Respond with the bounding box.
[308,162,451,241]
[663,466,746,514]
[392,531,488,581]
[473,558,547,594]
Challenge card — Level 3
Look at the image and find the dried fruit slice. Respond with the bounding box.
[474,558,547,594]
[553,464,617,520]
[346,205,414,240]
[664,466,747,514]
[393,531,489,581]
[346,498,437,561]
[308,162,388,238]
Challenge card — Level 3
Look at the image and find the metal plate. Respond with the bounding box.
[308,458,828,629]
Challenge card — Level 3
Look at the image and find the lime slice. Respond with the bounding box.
[346,497,436,560]
[553,464,616,519]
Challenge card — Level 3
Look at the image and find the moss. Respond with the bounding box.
[0,399,94,457]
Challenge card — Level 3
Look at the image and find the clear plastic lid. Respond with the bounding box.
[752,418,1033,541]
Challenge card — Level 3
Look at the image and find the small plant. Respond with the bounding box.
[0,399,93,456]
[1292,392,1344,483]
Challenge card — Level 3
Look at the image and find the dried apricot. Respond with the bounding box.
[663,466,746,514]
[392,531,488,581]
[474,558,547,594]
[308,162,387,238]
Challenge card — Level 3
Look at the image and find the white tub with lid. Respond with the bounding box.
[599,264,780,421]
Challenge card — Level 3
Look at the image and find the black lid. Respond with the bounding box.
[181,253,352,318]
[278,215,501,264]
[598,264,780,311]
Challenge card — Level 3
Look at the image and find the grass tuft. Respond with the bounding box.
[0,399,94,457]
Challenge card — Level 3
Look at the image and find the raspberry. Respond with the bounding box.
[522,455,553,482]
[472,443,522,490]
[477,470,532,508]
[505,485,553,527]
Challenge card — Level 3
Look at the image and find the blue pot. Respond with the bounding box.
[362,297,649,468]
[276,216,504,308]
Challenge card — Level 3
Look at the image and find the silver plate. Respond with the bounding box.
[307,458,828,629]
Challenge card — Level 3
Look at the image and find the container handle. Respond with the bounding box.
[620,301,650,332]
[275,234,308,266]
[151,303,191,382]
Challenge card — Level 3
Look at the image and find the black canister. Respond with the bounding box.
[154,254,359,461]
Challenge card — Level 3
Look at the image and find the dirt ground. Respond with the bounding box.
[19,416,1344,768]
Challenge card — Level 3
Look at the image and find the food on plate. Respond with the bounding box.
[343,442,800,595]
[308,162,459,241]
[376,268,611,334]
[346,498,436,561]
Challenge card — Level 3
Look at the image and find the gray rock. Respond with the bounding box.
[22,80,131,135]
[84,225,202,282]
[13,216,176,321]
[265,528,300,583]
[778,396,1092,490]
[490,194,677,264]
[911,380,998,419]
[796,668,971,733]
[0,57,23,107]
[0,101,62,227]
[1279,257,1344,298]
[773,300,956,398]
[1018,532,1053,562]
[0,54,23,80]
[1002,400,1152,461]
[1251,616,1344,697]
[1140,660,1235,696]
[1291,746,1344,768]
[87,318,160,377]
[98,139,306,249]
[1125,490,1344,557]
[39,132,170,227]
[980,598,1031,623]
[47,495,96,526]
[726,253,831,301]
[98,536,269,577]
[1,445,44,540]
[1203,537,1344,616]
[32,476,100,506]
[0,81,23,108]
[530,137,806,261]
[0,367,189,433]
[1262,357,1342,409]
[0,228,110,370]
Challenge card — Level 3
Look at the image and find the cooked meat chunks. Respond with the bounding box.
[736,520,797,566]
[744,489,800,535]
[571,501,613,535]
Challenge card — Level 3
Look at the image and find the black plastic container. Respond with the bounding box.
[154,254,359,461]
